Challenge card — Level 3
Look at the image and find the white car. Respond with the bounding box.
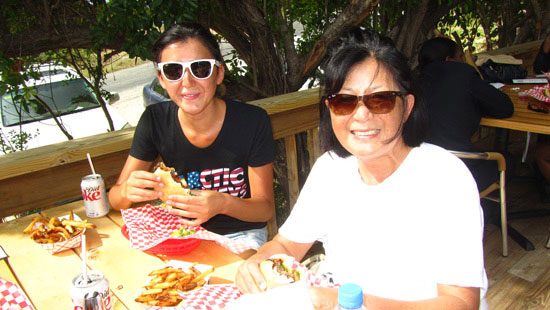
[0,64,129,152]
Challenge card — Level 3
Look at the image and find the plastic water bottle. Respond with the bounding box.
[335,283,367,310]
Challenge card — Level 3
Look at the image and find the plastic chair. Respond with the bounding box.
[450,151,509,257]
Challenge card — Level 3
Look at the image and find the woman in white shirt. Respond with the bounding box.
[235,28,488,310]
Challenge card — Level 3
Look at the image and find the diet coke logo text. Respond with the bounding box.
[82,185,102,201]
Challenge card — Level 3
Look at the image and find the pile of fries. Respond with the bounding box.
[135,265,214,307]
[23,211,96,244]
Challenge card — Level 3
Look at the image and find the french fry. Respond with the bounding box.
[49,217,62,228]
[141,288,163,295]
[61,219,96,229]
[148,266,174,276]
[150,281,175,289]
[51,227,71,240]
[65,225,75,235]
[191,267,214,283]
[135,295,155,303]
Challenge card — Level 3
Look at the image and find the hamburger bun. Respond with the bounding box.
[153,162,190,201]
[259,254,302,289]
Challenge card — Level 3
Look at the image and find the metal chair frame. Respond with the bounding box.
[450,151,509,257]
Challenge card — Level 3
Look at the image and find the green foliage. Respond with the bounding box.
[0,0,37,33]
[0,128,39,154]
[0,55,48,129]
[262,0,349,56]
[93,0,199,60]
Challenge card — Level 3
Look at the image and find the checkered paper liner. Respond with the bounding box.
[120,205,256,254]
[525,83,550,103]
[29,214,85,254]
[0,277,35,310]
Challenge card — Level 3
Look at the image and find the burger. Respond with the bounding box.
[259,254,303,288]
[153,162,190,202]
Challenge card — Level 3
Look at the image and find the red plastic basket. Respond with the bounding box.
[121,225,201,255]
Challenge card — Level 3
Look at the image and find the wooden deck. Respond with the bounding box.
[468,130,550,310]
[484,181,550,310]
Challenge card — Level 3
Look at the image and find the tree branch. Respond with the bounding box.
[299,0,380,78]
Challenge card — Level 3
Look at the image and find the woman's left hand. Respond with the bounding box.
[308,287,338,310]
[165,190,226,226]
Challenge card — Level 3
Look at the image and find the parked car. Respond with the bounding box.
[0,64,129,152]
[142,77,169,107]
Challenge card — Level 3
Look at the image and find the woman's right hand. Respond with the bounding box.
[121,170,163,203]
[235,253,269,294]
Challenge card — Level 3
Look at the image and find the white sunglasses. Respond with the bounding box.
[157,59,222,81]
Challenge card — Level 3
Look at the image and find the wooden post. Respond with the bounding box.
[307,127,320,169]
[285,135,299,209]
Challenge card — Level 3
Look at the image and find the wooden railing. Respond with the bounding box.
[0,88,321,223]
[476,39,543,75]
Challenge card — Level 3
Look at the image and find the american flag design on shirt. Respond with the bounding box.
[181,167,248,198]
[186,171,201,189]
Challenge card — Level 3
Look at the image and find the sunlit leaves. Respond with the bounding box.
[93,0,199,60]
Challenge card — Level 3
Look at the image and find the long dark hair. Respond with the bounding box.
[151,23,223,63]
[319,28,427,158]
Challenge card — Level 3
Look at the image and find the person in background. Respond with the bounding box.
[108,23,275,251]
[533,32,550,202]
[417,37,514,192]
[535,137,550,203]
[235,28,487,310]
[534,32,550,74]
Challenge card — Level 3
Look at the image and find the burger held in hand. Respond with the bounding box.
[153,162,190,202]
[259,254,304,289]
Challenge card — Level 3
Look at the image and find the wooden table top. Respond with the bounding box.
[480,84,550,134]
[0,201,244,310]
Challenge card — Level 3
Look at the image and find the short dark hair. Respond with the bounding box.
[151,23,223,63]
[319,28,427,157]
[417,37,458,70]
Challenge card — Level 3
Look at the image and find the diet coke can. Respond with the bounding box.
[81,174,110,218]
[70,270,112,310]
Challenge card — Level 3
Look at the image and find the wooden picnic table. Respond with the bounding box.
[479,82,549,252]
[481,83,550,135]
[0,201,244,309]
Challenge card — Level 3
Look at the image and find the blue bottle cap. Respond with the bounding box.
[338,283,363,309]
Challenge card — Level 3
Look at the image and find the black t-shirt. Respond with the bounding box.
[130,99,275,234]
[419,61,514,152]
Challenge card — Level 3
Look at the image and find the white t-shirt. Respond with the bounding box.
[279,143,488,309]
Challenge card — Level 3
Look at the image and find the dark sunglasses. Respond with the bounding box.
[157,59,222,81]
[326,91,404,115]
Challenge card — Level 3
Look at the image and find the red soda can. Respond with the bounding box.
[70,270,113,310]
[81,174,110,218]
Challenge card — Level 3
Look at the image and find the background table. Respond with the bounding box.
[480,83,549,251]
[0,201,243,309]
[481,84,550,135]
